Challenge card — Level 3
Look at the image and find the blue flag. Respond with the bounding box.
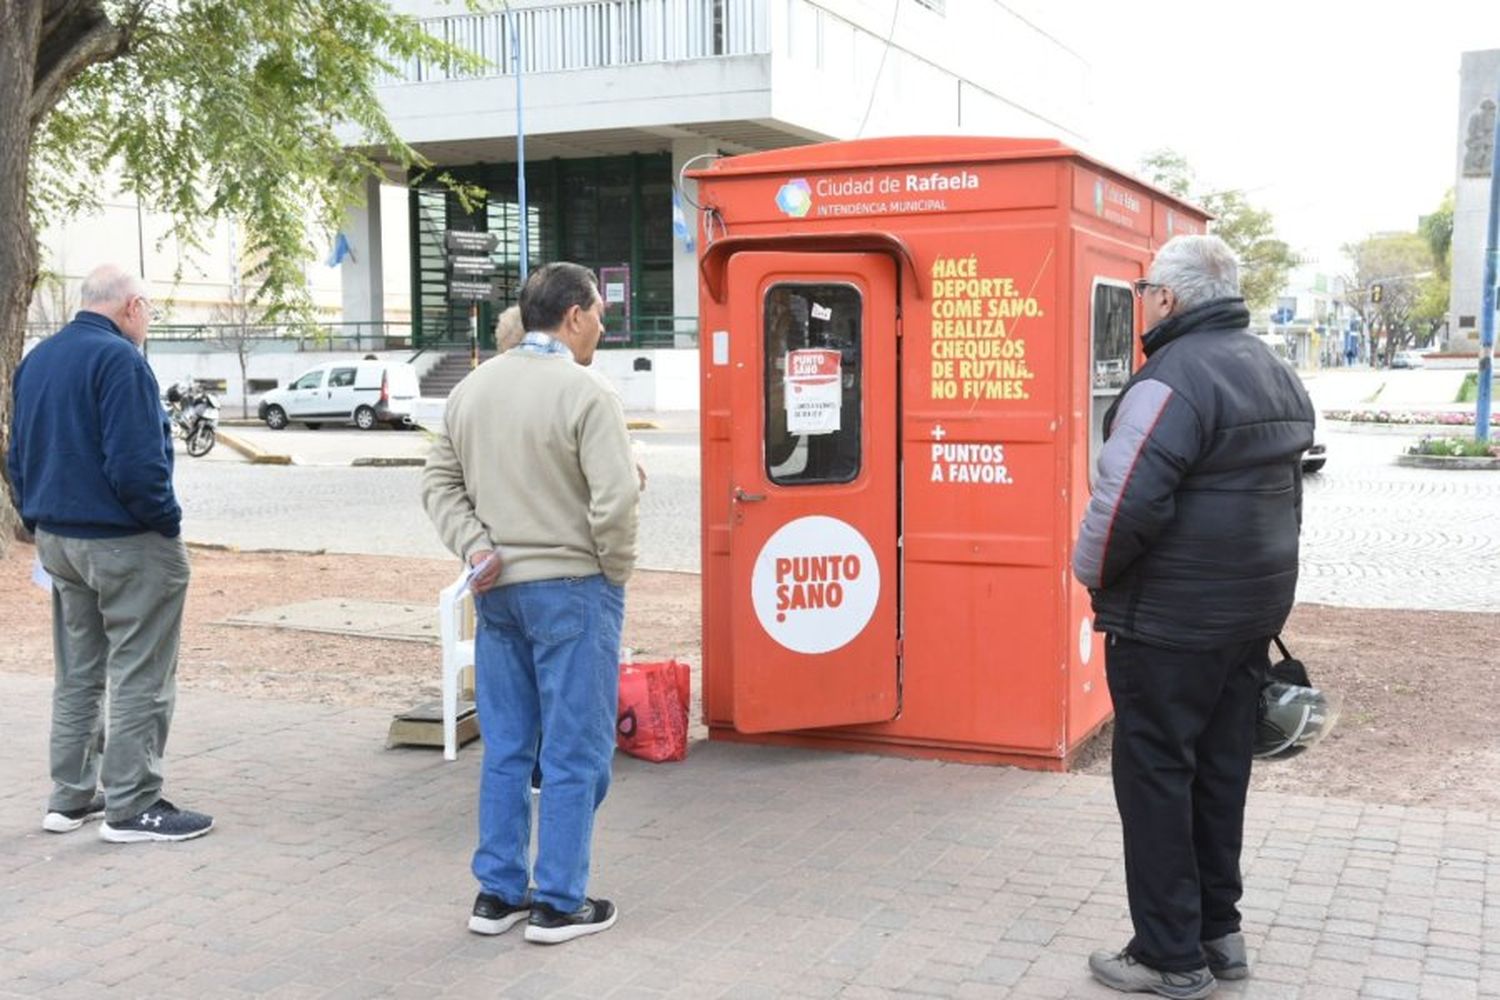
[326,232,355,267]
[671,189,694,253]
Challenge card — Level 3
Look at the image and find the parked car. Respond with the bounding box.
[1299,405,1327,474]
[257,360,420,430]
[1390,351,1423,369]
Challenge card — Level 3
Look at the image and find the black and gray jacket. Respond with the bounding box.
[1072,297,1315,650]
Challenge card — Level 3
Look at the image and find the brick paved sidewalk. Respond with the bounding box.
[1,672,1497,1000]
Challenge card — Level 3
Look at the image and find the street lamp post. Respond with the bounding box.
[508,3,528,283]
[1478,79,1499,445]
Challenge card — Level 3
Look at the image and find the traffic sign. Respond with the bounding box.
[450,255,498,278]
[445,230,499,254]
[449,278,502,302]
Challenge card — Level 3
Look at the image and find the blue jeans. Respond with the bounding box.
[471,574,624,911]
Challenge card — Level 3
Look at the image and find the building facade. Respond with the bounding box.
[349,0,1091,346]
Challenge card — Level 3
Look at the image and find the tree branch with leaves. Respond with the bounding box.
[1137,149,1296,312]
[0,0,483,551]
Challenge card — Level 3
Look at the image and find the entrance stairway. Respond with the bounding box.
[420,351,495,398]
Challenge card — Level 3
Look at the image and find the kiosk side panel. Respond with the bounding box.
[899,221,1065,753]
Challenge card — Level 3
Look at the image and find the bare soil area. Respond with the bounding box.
[3,544,1496,810]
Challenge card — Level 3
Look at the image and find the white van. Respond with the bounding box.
[257,360,421,430]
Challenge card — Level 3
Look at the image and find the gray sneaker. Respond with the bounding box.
[1202,932,1249,980]
[1088,948,1216,999]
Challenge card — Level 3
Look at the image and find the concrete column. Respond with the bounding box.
[340,174,386,334]
[672,138,720,343]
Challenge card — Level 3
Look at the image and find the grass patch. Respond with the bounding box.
[1457,372,1500,404]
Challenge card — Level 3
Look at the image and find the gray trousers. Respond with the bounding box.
[35,529,190,822]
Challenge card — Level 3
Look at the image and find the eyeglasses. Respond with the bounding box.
[1132,279,1162,299]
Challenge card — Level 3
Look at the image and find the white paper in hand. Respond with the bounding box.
[31,557,53,593]
[456,552,501,600]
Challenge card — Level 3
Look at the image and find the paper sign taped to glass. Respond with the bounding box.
[784,348,842,435]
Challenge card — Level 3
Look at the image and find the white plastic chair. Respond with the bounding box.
[437,570,477,761]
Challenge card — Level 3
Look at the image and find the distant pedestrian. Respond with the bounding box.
[423,262,639,944]
[497,304,525,352]
[7,264,213,843]
[1073,236,1314,997]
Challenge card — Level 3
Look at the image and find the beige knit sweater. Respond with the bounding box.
[421,350,639,586]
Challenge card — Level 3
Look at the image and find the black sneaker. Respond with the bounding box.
[42,793,105,833]
[468,892,530,935]
[523,897,617,944]
[99,799,214,843]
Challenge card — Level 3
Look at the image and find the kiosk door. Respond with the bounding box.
[726,252,899,733]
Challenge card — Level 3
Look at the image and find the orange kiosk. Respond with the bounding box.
[690,137,1210,769]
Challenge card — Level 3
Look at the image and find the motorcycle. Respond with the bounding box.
[165,381,220,458]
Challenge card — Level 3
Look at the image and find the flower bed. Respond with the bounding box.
[1408,436,1500,459]
[1324,409,1500,427]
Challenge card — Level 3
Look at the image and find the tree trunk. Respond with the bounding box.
[0,3,44,558]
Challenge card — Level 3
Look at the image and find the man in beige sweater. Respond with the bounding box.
[422,262,639,944]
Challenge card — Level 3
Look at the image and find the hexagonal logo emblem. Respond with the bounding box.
[775,178,813,218]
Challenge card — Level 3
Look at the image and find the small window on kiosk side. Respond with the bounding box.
[763,283,862,486]
[1090,282,1135,486]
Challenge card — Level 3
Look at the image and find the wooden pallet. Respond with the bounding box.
[387,700,480,750]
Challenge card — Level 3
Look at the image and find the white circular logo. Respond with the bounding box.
[751,515,880,654]
[1079,616,1094,664]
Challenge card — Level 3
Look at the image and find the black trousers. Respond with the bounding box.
[1104,633,1267,972]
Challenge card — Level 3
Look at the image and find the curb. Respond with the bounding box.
[1395,454,1500,471]
[350,457,427,468]
[217,429,295,465]
[1323,420,1492,437]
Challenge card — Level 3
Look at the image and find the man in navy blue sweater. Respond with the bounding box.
[8,264,213,843]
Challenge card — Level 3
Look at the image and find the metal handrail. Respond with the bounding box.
[378,0,770,86]
[25,317,695,351]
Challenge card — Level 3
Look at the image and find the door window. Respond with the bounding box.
[327,367,356,388]
[291,370,324,390]
[763,283,862,485]
[1090,281,1134,484]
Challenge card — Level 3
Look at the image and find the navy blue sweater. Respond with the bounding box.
[7,311,181,538]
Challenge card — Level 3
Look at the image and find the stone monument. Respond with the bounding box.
[1450,50,1500,352]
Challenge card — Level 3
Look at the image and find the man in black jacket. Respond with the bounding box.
[1073,235,1313,998]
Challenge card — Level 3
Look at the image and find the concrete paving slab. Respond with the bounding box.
[3,672,1499,997]
[224,597,438,643]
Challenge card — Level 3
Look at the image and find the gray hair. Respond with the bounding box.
[79,265,146,308]
[496,305,525,352]
[1147,235,1240,310]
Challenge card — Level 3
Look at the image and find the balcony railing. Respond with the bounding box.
[379,0,770,84]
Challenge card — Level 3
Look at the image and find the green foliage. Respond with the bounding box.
[1137,148,1294,311]
[1458,372,1477,404]
[1418,189,1454,276]
[1341,232,1436,360]
[1137,149,1194,199]
[1455,373,1499,404]
[1408,435,1500,459]
[27,0,487,319]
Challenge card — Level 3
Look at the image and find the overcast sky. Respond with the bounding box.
[1058,0,1500,277]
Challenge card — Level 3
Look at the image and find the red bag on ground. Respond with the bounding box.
[617,659,690,762]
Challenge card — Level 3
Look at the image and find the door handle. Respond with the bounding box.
[733,488,766,503]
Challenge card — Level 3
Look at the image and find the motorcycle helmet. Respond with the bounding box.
[166,383,183,404]
[1254,681,1341,760]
